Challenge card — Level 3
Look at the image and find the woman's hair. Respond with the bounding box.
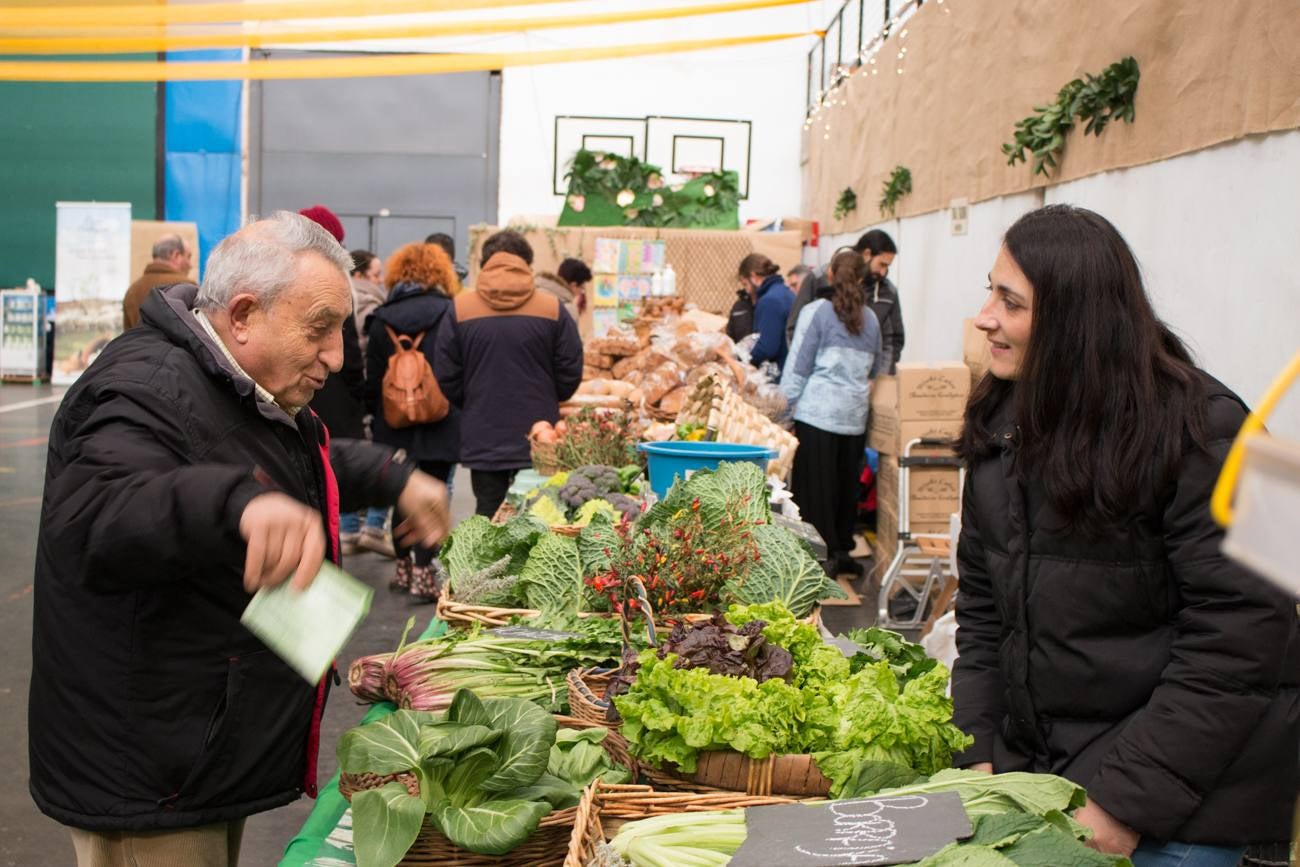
[853,229,897,257]
[828,250,866,335]
[959,205,1204,535]
[384,241,462,295]
[558,258,593,286]
[350,249,377,276]
[737,253,780,280]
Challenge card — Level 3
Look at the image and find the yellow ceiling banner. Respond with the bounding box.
[0,30,817,81]
[0,0,811,55]
[0,0,580,29]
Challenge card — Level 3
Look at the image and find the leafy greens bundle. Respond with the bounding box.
[613,601,973,796]
[338,690,629,867]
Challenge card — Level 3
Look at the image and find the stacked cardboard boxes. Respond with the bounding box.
[869,362,969,575]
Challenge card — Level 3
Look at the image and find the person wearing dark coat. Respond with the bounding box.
[436,238,583,518]
[853,230,903,374]
[725,288,755,344]
[738,253,795,370]
[365,241,463,601]
[29,213,449,866]
[953,205,1298,867]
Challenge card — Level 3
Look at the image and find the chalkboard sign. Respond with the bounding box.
[487,626,580,641]
[730,790,971,867]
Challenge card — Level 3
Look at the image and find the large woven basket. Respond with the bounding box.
[339,715,636,866]
[565,663,833,798]
[563,781,798,867]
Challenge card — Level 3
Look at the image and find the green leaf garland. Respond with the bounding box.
[1003,56,1140,177]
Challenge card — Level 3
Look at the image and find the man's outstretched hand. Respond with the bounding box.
[394,471,451,550]
[239,492,326,593]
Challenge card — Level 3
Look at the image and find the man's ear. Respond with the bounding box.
[227,293,262,345]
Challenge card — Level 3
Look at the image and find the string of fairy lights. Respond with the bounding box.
[802,0,954,140]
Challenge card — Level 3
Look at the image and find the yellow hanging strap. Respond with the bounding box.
[0,0,812,55]
[0,0,578,27]
[1210,349,1300,527]
[0,31,817,81]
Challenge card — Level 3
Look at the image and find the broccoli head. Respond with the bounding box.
[605,492,643,521]
[573,464,622,494]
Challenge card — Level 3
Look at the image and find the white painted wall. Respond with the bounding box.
[820,130,1300,435]
[302,0,839,225]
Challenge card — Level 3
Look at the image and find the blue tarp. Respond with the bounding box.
[164,51,242,277]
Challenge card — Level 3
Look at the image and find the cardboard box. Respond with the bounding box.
[962,319,992,383]
[869,414,964,456]
[871,363,971,422]
[876,451,962,527]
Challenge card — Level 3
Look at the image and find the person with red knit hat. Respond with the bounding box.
[298,205,345,244]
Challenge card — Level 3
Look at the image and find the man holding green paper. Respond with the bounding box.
[29,212,451,867]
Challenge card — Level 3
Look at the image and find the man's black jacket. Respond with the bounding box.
[29,284,413,831]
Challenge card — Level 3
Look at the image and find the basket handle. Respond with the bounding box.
[619,576,659,649]
[1211,350,1300,527]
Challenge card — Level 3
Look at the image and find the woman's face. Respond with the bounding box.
[976,245,1034,380]
[365,257,383,284]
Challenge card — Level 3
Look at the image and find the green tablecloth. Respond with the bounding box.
[278,616,448,867]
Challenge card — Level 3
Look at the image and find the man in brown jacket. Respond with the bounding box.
[122,235,193,329]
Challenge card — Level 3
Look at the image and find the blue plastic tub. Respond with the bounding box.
[637,441,777,499]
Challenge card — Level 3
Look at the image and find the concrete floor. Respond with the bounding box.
[0,382,877,866]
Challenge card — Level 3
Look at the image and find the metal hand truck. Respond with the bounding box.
[876,437,965,630]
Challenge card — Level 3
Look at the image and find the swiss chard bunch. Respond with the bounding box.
[338,691,561,866]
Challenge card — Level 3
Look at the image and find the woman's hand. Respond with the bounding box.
[967,762,994,773]
[1075,799,1139,857]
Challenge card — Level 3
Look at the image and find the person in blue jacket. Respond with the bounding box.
[737,253,795,370]
[781,250,884,575]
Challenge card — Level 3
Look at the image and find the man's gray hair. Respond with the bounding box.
[151,234,186,261]
[196,211,351,310]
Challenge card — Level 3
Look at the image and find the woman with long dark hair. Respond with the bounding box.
[953,205,1297,866]
[781,249,884,575]
[365,242,462,602]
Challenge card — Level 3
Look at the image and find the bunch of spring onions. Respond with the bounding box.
[378,624,620,713]
[595,810,746,867]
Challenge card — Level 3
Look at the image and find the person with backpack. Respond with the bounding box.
[365,241,462,601]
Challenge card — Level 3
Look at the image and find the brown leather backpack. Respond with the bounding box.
[381,325,449,428]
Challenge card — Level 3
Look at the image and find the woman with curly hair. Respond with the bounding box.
[364,241,462,601]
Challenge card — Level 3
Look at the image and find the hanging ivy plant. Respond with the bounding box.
[1003,56,1140,177]
[834,187,858,221]
[561,149,739,229]
[879,166,912,218]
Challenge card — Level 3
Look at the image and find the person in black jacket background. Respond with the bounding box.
[437,232,583,517]
[30,212,450,865]
[366,241,462,601]
[953,205,1297,866]
[851,229,903,374]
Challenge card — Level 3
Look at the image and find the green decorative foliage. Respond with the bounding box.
[834,186,858,220]
[559,149,740,229]
[1003,56,1140,177]
[879,165,913,217]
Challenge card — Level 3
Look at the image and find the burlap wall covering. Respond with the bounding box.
[802,0,1300,230]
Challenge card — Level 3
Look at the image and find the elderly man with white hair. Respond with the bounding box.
[29,212,450,867]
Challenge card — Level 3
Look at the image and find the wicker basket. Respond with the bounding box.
[566,654,834,798]
[489,501,582,538]
[563,781,799,867]
[340,716,636,867]
[529,435,561,476]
